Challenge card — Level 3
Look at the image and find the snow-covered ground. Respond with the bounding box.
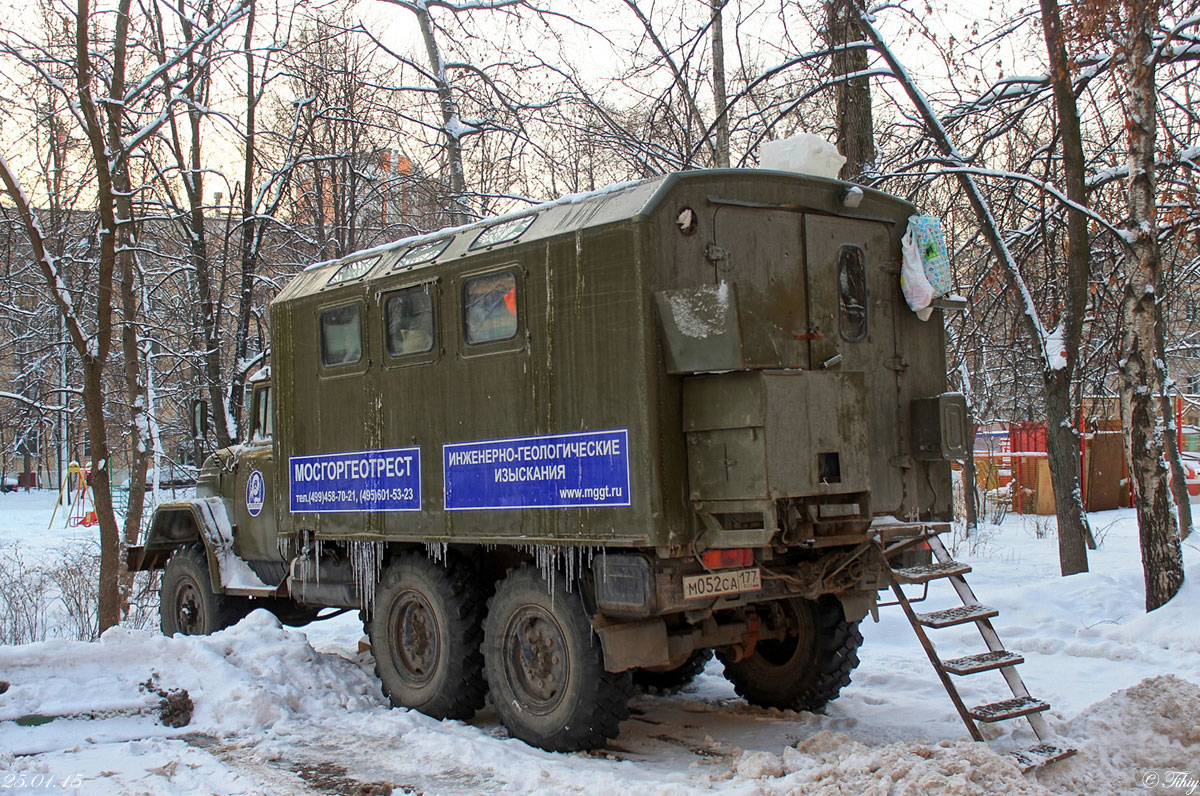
[1,490,1197,795]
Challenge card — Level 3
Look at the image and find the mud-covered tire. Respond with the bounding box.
[483,565,632,752]
[160,545,249,636]
[632,649,713,692]
[368,551,487,721]
[717,595,862,712]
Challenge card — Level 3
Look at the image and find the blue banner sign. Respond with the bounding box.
[290,447,421,513]
[444,429,631,510]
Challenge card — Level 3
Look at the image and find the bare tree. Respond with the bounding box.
[847,4,1094,575]
[0,0,249,630]
[1037,0,1095,573]
[1115,0,1187,610]
[824,0,874,180]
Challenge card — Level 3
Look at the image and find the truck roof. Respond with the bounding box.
[273,169,915,306]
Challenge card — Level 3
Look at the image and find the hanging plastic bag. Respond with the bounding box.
[901,215,951,321]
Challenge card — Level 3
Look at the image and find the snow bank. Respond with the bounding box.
[722,670,1200,796]
[0,610,380,758]
[1036,675,1200,796]
[1105,570,1200,653]
[725,731,1052,795]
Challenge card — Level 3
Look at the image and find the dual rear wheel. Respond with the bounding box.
[368,558,630,751]
[369,559,862,749]
[482,566,632,751]
[368,552,488,720]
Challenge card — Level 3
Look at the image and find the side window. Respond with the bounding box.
[321,304,363,367]
[385,285,435,356]
[837,245,868,342]
[469,215,535,250]
[251,386,272,441]
[463,270,518,344]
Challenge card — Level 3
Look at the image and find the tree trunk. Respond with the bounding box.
[229,0,260,437]
[1038,0,1093,574]
[108,0,150,580]
[82,361,122,631]
[75,0,125,632]
[1120,0,1185,611]
[826,0,875,181]
[710,0,730,168]
[1155,311,1193,541]
[1044,371,1090,573]
[962,417,979,532]
[414,5,470,221]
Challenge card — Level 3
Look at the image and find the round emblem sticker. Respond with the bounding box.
[246,470,265,517]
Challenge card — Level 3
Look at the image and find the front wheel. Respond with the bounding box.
[718,595,862,712]
[160,545,249,636]
[483,565,631,752]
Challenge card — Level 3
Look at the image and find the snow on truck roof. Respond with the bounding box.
[273,175,663,304]
[273,169,911,305]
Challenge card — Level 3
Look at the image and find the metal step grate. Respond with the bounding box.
[969,695,1050,723]
[942,650,1024,676]
[916,603,997,629]
[892,560,971,584]
[1010,742,1077,772]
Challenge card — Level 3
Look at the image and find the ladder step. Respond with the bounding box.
[892,560,971,584]
[969,696,1049,722]
[941,650,1024,675]
[916,603,998,628]
[1010,742,1077,772]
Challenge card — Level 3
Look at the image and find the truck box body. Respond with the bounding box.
[265,170,953,552]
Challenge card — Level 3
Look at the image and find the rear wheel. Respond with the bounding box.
[483,565,631,751]
[160,545,249,636]
[717,596,862,711]
[633,649,713,692]
[369,551,487,721]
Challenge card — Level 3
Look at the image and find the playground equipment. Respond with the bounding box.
[48,462,96,529]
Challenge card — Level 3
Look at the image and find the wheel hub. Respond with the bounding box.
[754,598,815,668]
[392,590,440,686]
[505,606,568,713]
[176,582,202,635]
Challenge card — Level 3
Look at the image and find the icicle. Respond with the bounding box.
[423,541,448,563]
[507,544,599,597]
[350,540,384,614]
[315,538,323,584]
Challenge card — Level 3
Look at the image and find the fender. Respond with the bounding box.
[127,497,277,598]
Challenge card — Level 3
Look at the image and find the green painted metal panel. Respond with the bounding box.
[247,169,956,554]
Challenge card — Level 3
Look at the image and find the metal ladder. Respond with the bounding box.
[882,532,1075,772]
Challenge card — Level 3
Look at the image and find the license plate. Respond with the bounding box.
[682,568,761,599]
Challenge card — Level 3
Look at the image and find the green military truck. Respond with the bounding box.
[130,169,967,752]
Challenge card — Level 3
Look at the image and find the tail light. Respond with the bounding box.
[702,548,754,569]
